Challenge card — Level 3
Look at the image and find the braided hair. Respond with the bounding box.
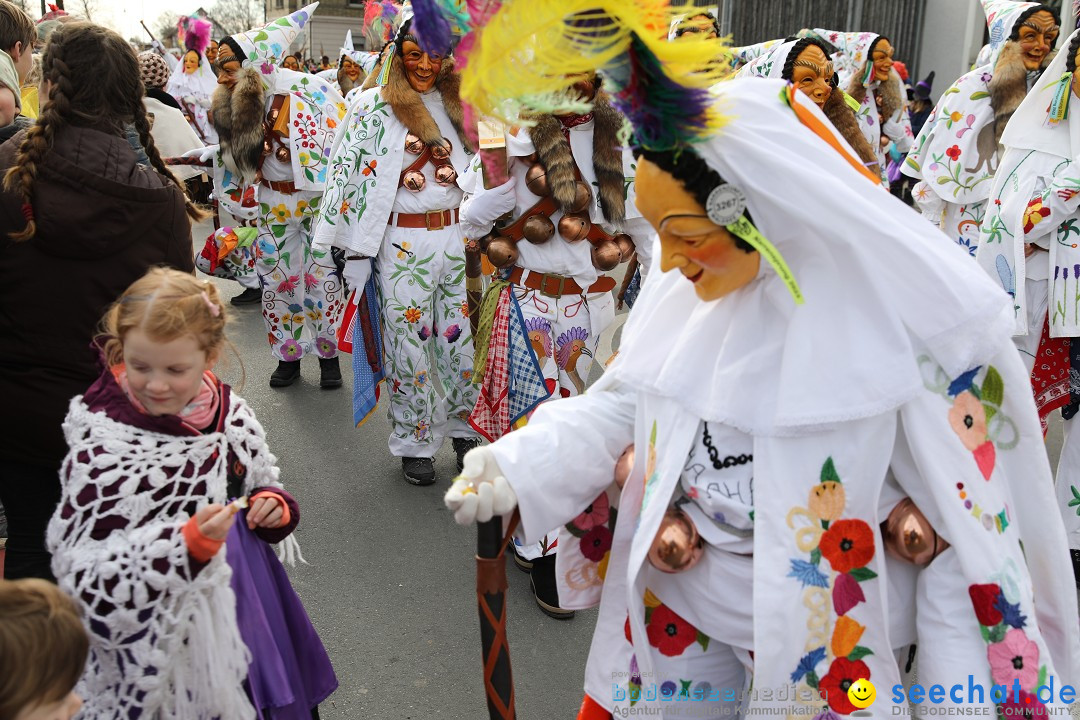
[1066,30,1080,74]
[632,147,755,254]
[4,21,205,242]
[782,37,839,89]
[1008,5,1060,41]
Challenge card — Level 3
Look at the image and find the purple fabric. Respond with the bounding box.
[226,521,338,719]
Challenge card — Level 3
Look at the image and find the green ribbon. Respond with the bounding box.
[725,216,804,305]
[1048,71,1073,124]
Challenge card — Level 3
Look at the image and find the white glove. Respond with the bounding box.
[343,258,371,291]
[461,178,517,231]
[182,144,219,163]
[444,446,518,525]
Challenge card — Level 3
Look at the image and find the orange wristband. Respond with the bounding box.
[250,491,291,528]
[182,516,225,563]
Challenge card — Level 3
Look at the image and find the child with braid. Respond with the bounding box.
[47,268,337,719]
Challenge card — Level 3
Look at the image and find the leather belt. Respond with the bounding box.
[506,266,616,298]
[260,178,298,194]
[387,208,459,230]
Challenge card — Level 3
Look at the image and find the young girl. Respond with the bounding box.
[47,268,337,719]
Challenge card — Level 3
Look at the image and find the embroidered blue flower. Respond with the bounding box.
[312,90,326,105]
[948,366,982,397]
[257,238,276,256]
[787,559,829,589]
[791,647,827,683]
[957,237,977,258]
[994,593,1027,630]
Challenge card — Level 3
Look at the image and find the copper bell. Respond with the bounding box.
[522,214,555,244]
[478,234,492,252]
[568,180,592,213]
[404,133,424,154]
[431,139,452,161]
[486,237,519,269]
[403,171,426,192]
[648,508,704,573]
[558,213,591,243]
[434,164,458,187]
[275,145,291,164]
[613,233,635,261]
[613,445,635,490]
[263,138,272,155]
[881,498,950,566]
[592,239,622,271]
[525,163,550,197]
[523,152,538,163]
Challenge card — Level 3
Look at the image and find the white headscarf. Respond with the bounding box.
[736,39,796,80]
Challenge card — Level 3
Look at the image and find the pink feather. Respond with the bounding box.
[179,16,212,55]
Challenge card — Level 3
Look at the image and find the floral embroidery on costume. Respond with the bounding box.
[786,457,877,716]
[563,490,618,585]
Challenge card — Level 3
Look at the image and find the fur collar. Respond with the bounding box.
[365,55,473,152]
[990,41,1056,150]
[846,67,904,123]
[820,88,880,170]
[338,69,357,97]
[528,92,626,223]
[211,65,265,183]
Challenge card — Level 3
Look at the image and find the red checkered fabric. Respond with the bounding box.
[468,287,512,442]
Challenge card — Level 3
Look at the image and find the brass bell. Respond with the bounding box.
[263,138,272,154]
[881,498,950,566]
[486,237,519,269]
[521,214,555,244]
[592,239,622,271]
[431,139,452,160]
[478,234,492,252]
[274,145,291,164]
[568,180,592,213]
[648,508,704,574]
[523,152,538,164]
[403,170,426,192]
[404,134,424,154]
[434,164,458,187]
[558,213,591,243]
[525,163,550,197]
[613,445,635,490]
[612,233,635,261]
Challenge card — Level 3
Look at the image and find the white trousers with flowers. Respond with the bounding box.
[255,188,345,362]
[376,223,478,458]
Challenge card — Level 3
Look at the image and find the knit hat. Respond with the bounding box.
[138,51,170,91]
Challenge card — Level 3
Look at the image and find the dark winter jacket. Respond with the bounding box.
[0,124,195,469]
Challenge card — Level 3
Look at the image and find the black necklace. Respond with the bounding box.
[701,422,752,470]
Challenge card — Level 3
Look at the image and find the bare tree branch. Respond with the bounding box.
[207,0,262,36]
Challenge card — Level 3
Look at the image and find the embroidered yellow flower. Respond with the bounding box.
[336,102,347,118]
[270,204,291,222]
[949,110,963,123]
[643,588,661,609]
[295,200,309,216]
[340,200,350,214]
[403,306,422,324]
[808,481,845,522]
[397,241,412,259]
[597,551,610,580]
[1023,199,1051,234]
[295,101,305,112]
[831,616,866,659]
[299,152,310,165]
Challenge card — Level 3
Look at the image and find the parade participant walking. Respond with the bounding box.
[48,269,337,719]
[166,16,218,144]
[0,21,197,581]
[211,2,348,389]
[138,51,204,182]
[904,0,1059,255]
[978,28,1080,585]
[446,5,1080,718]
[456,75,656,619]
[314,12,482,485]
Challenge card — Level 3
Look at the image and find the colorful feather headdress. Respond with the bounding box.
[447,0,730,151]
[177,16,212,55]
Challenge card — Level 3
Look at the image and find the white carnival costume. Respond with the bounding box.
[166,17,219,145]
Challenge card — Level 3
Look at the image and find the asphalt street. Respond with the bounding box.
[192,219,626,720]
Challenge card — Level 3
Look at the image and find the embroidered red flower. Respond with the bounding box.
[833,572,867,615]
[625,615,632,643]
[1023,198,1051,234]
[946,145,962,161]
[1000,690,1049,720]
[819,657,871,715]
[646,604,697,657]
[819,519,875,573]
[570,493,610,532]
[580,525,613,561]
[969,583,1004,627]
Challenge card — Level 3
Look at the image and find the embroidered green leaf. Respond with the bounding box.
[1038,664,1048,689]
[821,457,841,483]
[563,521,587,538]
[810,547,822,566]
[696,630,710,652]
[292,327,303,340]
[644,607,653,625]
[279,252,291,268]
[982,366,1004,408]
[849,567,878,583]
[987,623,1007,644]
[271,224,286,238]
[937,177,951,185]
[979,624,991,643]
[970,91,990,100]
[848,646,874,661]
[806,671,819,690]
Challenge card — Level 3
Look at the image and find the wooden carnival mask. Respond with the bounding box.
[400,40,443,93]
[791,44,833,109]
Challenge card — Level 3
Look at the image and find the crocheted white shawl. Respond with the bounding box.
[47,393,284,720]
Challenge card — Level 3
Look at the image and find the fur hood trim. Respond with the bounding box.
[528,92,627,223]
[990,41,1056,150]
[846,67,904,123]
[212,65,265,183]
[821,88,880,170]
[368,55,473,153]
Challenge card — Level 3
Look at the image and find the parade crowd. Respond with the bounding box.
[1,1,1080,719]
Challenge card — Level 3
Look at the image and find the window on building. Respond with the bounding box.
[347,0,363,6]
[274,0,283,8]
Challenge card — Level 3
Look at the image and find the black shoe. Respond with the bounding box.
[452,436,483,473]
[1071,549,1080,588]
[319,357,342,389]
[529,554,574,620]
[507,540,533,573]
[402,457,436,486]
[230,287,262,305]
[269,360,302,387]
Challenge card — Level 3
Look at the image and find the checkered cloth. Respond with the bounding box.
[339,270,385,426]
[469,287,551,441]
[138,51,170,91]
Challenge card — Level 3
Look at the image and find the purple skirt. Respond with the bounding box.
[226,522,338,719]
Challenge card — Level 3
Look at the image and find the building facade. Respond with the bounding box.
[266,0,367,60]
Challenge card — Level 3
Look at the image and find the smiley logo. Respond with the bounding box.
[847,678,876,709]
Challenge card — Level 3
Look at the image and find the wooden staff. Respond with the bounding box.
[476,511,518,720]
